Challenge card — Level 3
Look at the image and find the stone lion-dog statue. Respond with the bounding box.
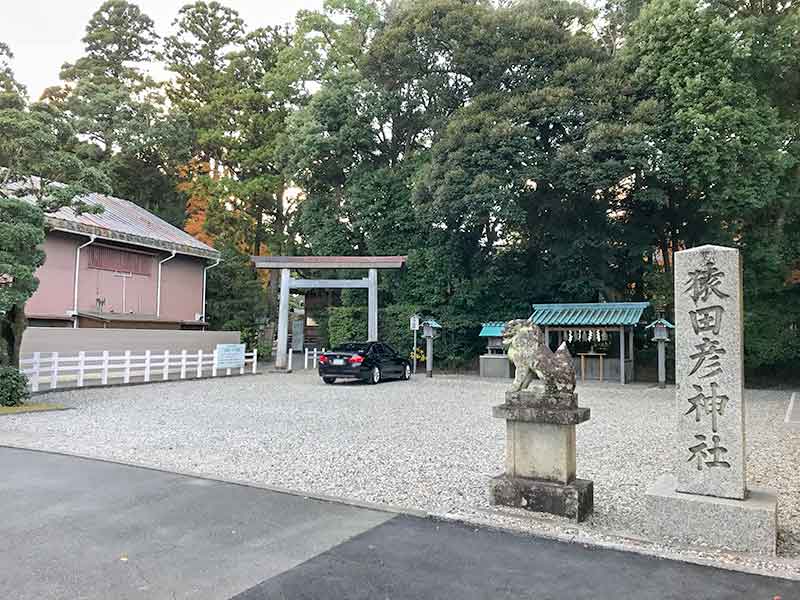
[503,319,576,395]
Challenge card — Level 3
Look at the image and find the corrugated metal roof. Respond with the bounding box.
[479,322,505,337]
[530,302,649,327]
[13,178,218,259]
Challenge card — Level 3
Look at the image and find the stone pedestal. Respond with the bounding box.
[645,475,777,555]
[479,354,513,378]
[490,389,593,522]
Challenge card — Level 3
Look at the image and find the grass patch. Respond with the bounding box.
[0,403,68,415]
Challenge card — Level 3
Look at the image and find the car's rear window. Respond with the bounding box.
[333,343,370,352]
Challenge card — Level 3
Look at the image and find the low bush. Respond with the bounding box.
[0,367,29,406]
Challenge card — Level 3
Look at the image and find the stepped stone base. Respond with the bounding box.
[644,475,777,555]
[490,474,593,522]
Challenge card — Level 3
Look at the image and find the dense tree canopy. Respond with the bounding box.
[2,0,800,373]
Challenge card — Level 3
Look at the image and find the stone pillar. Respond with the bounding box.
[645,245,777,554]
[675,245,745,498]
[426,336,433,378]
[657,340,666,389]
[619,326,625,384]
[368,268,378,342]
[276,268,290,369]
[490,388,593,522]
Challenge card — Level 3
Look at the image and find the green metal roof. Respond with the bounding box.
[479,322,506,337]
[421,319,442,329]
[529,302,649,327]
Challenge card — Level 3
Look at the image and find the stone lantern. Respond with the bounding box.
[420,319,441,378]
[646,317,674,389]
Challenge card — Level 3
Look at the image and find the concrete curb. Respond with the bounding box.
[2,443,797,582]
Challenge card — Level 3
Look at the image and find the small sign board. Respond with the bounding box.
[410,314,420,331]
[215,343,246,369]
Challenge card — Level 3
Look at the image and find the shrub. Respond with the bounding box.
[0,367,29,406]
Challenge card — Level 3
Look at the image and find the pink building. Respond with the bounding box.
[26,190,220,330]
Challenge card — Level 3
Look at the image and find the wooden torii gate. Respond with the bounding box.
[252,256,407,368]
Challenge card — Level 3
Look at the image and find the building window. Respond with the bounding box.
[87,246,153,276]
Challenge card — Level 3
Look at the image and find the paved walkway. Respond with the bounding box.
[1,447,797,599]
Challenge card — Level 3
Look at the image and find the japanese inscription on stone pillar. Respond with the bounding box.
[675,245,746,499]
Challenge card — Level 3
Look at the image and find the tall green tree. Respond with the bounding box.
[58,1,189,225]
[0,46,109,368]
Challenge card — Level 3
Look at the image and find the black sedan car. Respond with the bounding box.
[318,342,411,384]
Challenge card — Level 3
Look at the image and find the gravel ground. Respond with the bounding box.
[2,372,799,578]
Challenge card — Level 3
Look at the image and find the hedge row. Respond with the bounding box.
[327,304,484,368]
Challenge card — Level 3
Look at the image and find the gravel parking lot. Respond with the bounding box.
[2,371,799,577]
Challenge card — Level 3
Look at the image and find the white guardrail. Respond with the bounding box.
[20,349,258,392]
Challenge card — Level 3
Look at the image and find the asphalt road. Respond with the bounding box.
[1,447,797,599]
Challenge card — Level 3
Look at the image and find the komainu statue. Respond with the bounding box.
[503,319,576,395]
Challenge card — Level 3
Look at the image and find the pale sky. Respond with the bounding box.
[0,0,325,100]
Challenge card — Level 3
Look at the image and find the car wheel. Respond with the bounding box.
[403,365,411,380]
[370,366,381,384]
[323,377,336,385]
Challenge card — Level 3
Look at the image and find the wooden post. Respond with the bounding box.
[180,350,187,379]
[196,349,204,378]
[144,350,151,382]
[287,348,293,373]
[252,349,258,374]
[544,326,551,350]
[212,350,218,377]
[31,352,40,392]
[50,352,59,390]
[77,351,86,387]
[162,350,170,380]
[368,268,378,341]
[628,327,635,383]
[619,326,625,385]
[123,351,131,384]
[304,348,309,369]
[276,268,291,368]
[101,351,109,385]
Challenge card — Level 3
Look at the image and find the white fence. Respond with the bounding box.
[20,349,258,392]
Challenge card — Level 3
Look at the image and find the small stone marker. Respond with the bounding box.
[675,245,745,498]
[645,244,777,555]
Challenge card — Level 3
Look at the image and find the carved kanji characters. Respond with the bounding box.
[685,382,728,433]
[689,337,726,378]
[684,260,730,305]
[689,305,724,336]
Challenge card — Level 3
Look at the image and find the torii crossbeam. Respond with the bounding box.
[251,256,407,368]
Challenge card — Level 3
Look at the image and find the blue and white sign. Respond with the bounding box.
[215,343,246,369]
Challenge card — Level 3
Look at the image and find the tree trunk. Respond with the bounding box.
[1,304,27,369]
